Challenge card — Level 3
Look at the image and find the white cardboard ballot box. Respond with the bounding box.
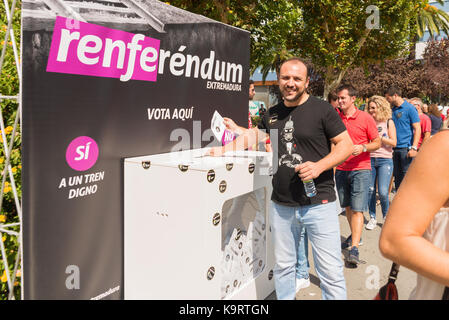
[124,148,275,300]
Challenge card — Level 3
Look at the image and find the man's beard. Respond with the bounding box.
[281,87,306,103]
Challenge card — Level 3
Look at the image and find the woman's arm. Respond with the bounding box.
[381,119,397,148]
[379,130,449,286]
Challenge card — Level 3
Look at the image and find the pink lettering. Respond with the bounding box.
[47,16,160,82]
[222,130,235,146]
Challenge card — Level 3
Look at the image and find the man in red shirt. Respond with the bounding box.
[409,98,431,149]
[335,84,380,265]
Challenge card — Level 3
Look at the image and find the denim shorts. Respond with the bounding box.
[335,169,371,212]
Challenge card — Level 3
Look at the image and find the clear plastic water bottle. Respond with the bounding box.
[303,179,316,197]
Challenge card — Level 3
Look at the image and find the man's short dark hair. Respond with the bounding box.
[336,84,358,97]
[278,57,309,78]
[327,91,338,102]
[385,86,402,97]
[249,79,254,86]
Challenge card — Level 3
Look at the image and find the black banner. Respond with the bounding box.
[22,0,249,299]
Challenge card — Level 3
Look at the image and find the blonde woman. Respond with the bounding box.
[365,96,397,230]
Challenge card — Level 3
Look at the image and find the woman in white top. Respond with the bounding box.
[366,96,397,230]
[380,130,449,299]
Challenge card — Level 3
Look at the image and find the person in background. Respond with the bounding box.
[328,91,344,217]
[409,98,431,149]
[336,85,380,264]
[295,227,310,295]
[248,80,256,128]
[365,96,396,230]
[379,130,449,299]
[422,103,429,114]
[328,91,340,114]
[224,80,272,151]
[384,86,420,190]
[428,103,443,136]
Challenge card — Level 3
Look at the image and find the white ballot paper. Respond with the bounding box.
[211,110,226,142]
[211,110,235,145]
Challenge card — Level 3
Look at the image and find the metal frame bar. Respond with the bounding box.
[40,0,86,22]
[0,0,22,300]
[119,0,165,33]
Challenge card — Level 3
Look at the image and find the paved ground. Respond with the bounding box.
[267,197,417,300]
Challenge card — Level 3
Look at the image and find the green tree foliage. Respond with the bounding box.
[416,0,449,39]
[170,0,449,98]
[249,1,302,79]
[297,1,421,97]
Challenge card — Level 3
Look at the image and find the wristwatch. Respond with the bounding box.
[410,146,418,151]
[362,144,367,152]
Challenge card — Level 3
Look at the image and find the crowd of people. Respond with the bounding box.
[207,57,449,300]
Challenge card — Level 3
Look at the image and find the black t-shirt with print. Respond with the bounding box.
[258,96,346,206]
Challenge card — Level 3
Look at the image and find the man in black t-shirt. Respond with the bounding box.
[208,58,353,300]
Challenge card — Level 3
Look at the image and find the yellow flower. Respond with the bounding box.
[4,186,12,193]
[14,281,19,286]
[4,181,9,187]
[5,126,13,134]
[0,214,6,222]
[11,167,17,173]
[18,164,21,169]
[1,271,7,283]
[2,236,5,242]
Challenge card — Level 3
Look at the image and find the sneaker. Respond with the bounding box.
[296,277,310,293]
[341,235,363,250]
[365,218,377,230]
[347,246,360,264]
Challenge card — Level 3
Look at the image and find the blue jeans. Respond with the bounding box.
[296,229,309,280]
[393,148,412,189]
[368,158,393,219]
[270,201,347,300]
[335,170,371,212]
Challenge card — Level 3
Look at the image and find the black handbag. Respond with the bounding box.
[374,263,399,300]
[443,286,449,300]
[375,262,449,300]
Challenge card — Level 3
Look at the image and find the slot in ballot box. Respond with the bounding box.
[124,149,275,299]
